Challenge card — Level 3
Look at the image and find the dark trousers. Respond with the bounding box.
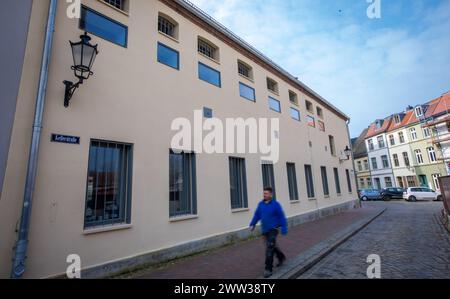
[263,229,286,271]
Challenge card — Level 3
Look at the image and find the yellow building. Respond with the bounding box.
[0,0,356,278]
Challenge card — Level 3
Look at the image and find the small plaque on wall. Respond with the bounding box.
[51,134,80,145]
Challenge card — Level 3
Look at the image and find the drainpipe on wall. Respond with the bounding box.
[10,0,58,279]
[346,119,361,209]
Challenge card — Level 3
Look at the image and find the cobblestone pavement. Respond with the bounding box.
[299,201,450,279]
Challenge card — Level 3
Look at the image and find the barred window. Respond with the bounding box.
[158,15,176,38]
[198,38,218,60]
[103,0,125,11]
[84,140,133,228]
[238,61,252,79]
[169,150,197,217]
[266,77,278,93]
[229,157,248,209]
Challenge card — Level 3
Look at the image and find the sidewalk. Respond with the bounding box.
[128,205,385,279]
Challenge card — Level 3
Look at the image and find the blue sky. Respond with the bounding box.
[189,0,450,137]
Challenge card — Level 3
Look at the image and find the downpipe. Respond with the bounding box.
[346,119,362,209]
[10,0,58,279]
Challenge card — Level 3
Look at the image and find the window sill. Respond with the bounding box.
[308,197,317,201]
[231,208,250,214]
[324,195,330,199]
[83,223,132,235]
[238,73,254,83]
[268,89,279,97]
[290,200,301,204]
[169,215,199,223]
[198,52,221,65]
[97,0,130,16]
[337,193,342,197]
[158,31,179,43]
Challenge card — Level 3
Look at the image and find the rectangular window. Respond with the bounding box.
[385,177,393,188]
[317,107,324,118]
[393,154,400,167]
[381,155,389,168]
[304,165,315,198]
[239,82,256,102]
[158,15,176,38]
[229,157,248,209]
[415,150,424,164]
[198,38,218,60]
[333,168,341,195]
[368,139,374,151]
[371,157,378,170]
[432,174,441,190]
[399,132,405,143]
[238,61,252,79]
[289,91,298,105]
[290,108,300,121]
[377,136,385,148]
[321,166,330,196]
[364,160,369,170]
[198,62,221,87]
[103,0,125,11]
[403,152,410,167]
[157,43,179,69]
[346,169,353,193]
[268,97,281,113]
[410,128,418,141]
[262,164,276,198]
[329,135,336,156]
[318,120,325,132]
[423,127,431,138]
[357,161,363,171]
[267,78,278,93]
[286,163,299,201]
[389,135,395,146]
[80,6,128,47]
[306,100,313,113]
[428,147,437,162]
[307,115,316,128]
[169,151,197,217]
[84,140,133,228]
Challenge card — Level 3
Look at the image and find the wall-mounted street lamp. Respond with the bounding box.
[63,32,98,107]
[340,146,353,162]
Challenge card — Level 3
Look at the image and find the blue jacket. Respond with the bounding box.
[250,199,288,235]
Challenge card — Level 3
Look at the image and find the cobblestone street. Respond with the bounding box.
[299,201,450,279]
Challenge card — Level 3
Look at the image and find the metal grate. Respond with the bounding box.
[229,157,248,209]
[84,140,132,228]
[158,15,176,38]
[238,61,251,78]
[198,38,217,59]
[103,0,124,10]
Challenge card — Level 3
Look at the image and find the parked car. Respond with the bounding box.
[359,189,382,201]
[403,187,443,202]
[380,188,405,201]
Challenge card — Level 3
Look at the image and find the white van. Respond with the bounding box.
[403,187,442,202]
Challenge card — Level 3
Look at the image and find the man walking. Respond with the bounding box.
[250,187,288,278]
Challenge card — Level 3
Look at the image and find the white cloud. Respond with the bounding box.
[189,0,450,136]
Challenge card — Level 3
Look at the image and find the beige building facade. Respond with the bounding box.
[0,0,356,278]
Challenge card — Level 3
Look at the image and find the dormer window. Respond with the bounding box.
[375,120,383,130]
[394,115,401,124]
[415,106,424,118]
[158,13,179,39]
[198,37,219,61]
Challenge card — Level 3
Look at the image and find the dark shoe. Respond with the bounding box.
[264,270,273,278]
[276,256,286,267]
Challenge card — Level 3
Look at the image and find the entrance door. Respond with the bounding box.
[418,175,428,187]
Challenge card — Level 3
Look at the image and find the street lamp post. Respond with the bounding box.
[63,32,98,107]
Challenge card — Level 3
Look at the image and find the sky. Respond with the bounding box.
[189,0,450,137]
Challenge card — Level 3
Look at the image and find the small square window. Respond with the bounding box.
[316,107,323,118]
[158,14,179,39]
[289,91,298,106]
[290,108,300,121]
[306,100,314,113]
[238,61,253,80]
[198,38,219,61]
[267,78,279,94]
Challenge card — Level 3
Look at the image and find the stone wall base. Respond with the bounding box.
[53,200,358,278]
